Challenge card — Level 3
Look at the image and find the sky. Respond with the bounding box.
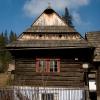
[0,0,100,36]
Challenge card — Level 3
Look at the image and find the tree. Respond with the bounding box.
[0,32,5,72]
[0,32,6,72]
[0,32,5,47]
[0,30,14,72]
[4,30,9,44]
[9,30,17,43]
[63,7,74,28]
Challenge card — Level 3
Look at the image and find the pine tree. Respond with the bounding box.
[0,31,12,72]
[4,30,9,44]
[63,7,74,28]
[0,32,5,72]
[9,30,17,43]
[0,32,5,47]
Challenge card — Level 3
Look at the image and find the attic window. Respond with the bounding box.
[59,35,62,38]
[36,58,60,72]
[44,9,54,14]
[39,34,42,37]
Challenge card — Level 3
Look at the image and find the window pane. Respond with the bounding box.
[50,60,53,72]
[54,60,57,72]
[50,60,57,72]
[39,59,46,72]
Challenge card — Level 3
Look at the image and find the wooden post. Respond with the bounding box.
[85,86,91,100]
[97,66,100,100]
[83,66,90,100]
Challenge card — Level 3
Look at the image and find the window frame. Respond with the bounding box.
[36,58,60,73]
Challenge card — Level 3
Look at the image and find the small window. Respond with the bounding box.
[41,93,54,100]
[36,58,60,72]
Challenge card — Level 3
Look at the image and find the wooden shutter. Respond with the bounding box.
[36,58,39,72]
[57,59,60,72]
[46,58,50,72]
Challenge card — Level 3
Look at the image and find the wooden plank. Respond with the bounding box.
[14,80,84,87]
[61,68,83,72]
[15,76,83,81]
[15,72,83,77]
[61,64,82,68]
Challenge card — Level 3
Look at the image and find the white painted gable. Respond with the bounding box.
[32,9,67,26]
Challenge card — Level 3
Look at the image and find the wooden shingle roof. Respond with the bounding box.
[7,8,93,50]
[25,26,75,33]
[7,39,91,49]
[86,31,100,61]
[25,7,76,33]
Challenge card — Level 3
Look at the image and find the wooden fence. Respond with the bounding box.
[0,86,85,100]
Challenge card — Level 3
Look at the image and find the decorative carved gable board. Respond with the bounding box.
[18,33,81,41]
[32,9,67,26]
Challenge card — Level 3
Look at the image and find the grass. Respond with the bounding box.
[0,73,10,87]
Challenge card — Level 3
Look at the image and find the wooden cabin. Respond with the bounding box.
[7,7,100,100]
[86,32,100,100]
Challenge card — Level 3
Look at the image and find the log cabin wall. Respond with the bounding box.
[14,58,84,88]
